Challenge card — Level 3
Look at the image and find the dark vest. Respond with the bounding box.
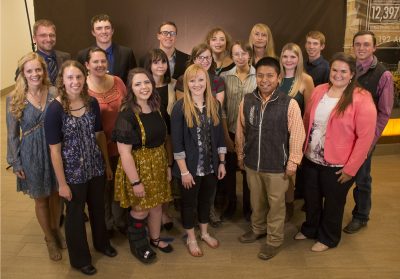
[357,58,386,106]
[243,89,291,173]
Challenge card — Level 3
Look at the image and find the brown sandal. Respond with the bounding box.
[186,238,203,257]
[45,237,62,261]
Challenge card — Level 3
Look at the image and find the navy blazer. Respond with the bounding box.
[77,43,137,83]
[170,99,226,178]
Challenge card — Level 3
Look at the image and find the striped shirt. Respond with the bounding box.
[220,66,257,133]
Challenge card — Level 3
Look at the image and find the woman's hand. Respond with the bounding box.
[59,184,72,201]
[218,164,226,180]
[105,164,113,181]
[336,169,353,184]
[238,159,245,170]
[14,169,26,179]
[167,167,172,182]
[133,183,146,198]
[181,172,195,189]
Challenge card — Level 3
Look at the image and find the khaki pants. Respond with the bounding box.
[245,167,289,247]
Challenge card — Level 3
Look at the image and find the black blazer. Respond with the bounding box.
[170,99,226,178]
[76,43,137,83]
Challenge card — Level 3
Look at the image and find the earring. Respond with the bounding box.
[349,78,352,84]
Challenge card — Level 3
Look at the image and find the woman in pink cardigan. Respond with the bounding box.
[294,52,377,252]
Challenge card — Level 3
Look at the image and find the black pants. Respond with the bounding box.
[301,158,354,248]
[65,175,109,268]
[223,132,251,215]
[180,174,217,229]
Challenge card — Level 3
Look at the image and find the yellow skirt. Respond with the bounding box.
[114,145,172,211]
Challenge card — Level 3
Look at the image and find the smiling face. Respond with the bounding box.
[353,34,376,62]
[62,66,85,96]
[23,59,45,88]
[305,37,324,60]
[281,49,299,72]
[151,59,168,78]
[251,27,268,49]
[232,44,250,68]
[86,51,108,77]
[187,69,207,98]
[194,49,213,71]
[131,73,153,102]
[329,60,354,90]
[256,65,280,97]
[209,31,227,55]
[33,25,56,54]
[92,20,114,45]
[157,24,177,50]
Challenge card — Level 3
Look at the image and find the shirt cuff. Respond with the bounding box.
[173,151,186,160]
[286,160,298,172]
[218,147,227,154]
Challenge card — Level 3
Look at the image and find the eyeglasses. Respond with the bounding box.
[159,31,177,37]
[196,55,212,62]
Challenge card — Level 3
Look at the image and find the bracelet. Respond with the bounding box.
[130,179,141,187]
[181,171,190,176]
[219,160,226,165]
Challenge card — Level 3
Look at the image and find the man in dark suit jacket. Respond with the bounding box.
[156,21,189,80]
[20,19,71,85]
[76,14,136,84]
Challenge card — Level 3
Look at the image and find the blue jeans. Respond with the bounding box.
[352,151,373,222]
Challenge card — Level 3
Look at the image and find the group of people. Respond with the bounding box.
[6,13,394,276]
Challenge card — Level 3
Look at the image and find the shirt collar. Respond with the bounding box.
[307,55,324,66]
[37,49,56,60]
[104,44,113,55]
[356,55,374,71]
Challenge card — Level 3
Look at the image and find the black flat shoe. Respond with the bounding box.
[79,264,97,276]
[150,238,173,253]
[101,245,117,257]
[163,222,173,231]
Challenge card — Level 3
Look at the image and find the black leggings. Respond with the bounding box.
[180,174,217,229]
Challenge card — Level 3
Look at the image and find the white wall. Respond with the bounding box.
[1,0,35,90]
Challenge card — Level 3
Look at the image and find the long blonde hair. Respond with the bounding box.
[9,52,50,120]
[280,43,305,98]
[249,23,276,63]
[182,64,220,128]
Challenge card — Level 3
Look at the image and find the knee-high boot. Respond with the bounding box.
[127,215,156,264]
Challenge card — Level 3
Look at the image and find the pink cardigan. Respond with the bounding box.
[303,83,377,176]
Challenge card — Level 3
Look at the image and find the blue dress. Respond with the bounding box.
[6,89,58,198]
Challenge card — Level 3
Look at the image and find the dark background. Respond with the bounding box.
[33,0,346,62]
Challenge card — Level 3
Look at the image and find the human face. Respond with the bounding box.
[23,59,44,88]
[86,51,108,77]
[151,59,168,78]
[92,20,114,45]
[63,66,85,96]
[256,65,280,97]
[305,37,324,60]
[209,31,227,55]
[194,50,212,71]
[131,73,153,102]
[251,27,268,49]
[353,34,376,62]
[157,24,177,50]
[281,50,299,72]
[33,26,56,54]
[187,70,207,98]
[232,44,250,68]
[329,60,354,90]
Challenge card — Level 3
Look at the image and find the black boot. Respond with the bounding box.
[127,216,156,264]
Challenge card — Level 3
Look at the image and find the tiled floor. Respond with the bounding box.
[1,94,400,278]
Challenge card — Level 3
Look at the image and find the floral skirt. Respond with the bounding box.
[114,145,172,211]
